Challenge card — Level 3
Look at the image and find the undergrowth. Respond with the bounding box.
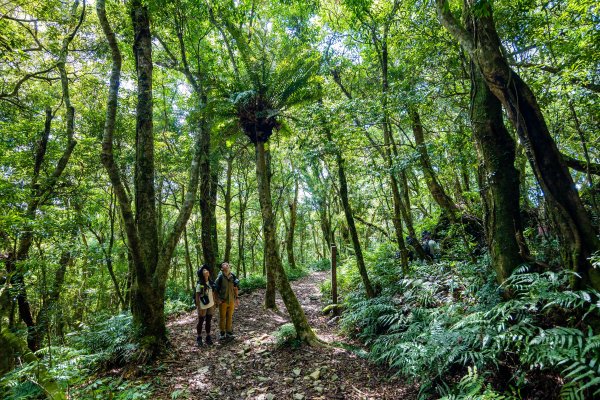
[0,313,154,399]
[337,245,600,399]
[238,266,310,293]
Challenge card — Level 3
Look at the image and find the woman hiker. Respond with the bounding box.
[214,261,240,340]
[195,264,216,347]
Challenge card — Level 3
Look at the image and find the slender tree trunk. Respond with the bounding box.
[324,120,375,298]
[411,109,460,219]
[254,141,318,343]
[286,178,298,269]
[379,35,411,271]
[224,155,233,262]
[32,249,72,350]
[210,166,219,263]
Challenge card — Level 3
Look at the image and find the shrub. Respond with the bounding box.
[70,313,139,369]
[238,275,267,293]
[274,323,301,348]
[308,259,331,271]
[340,255,600,399]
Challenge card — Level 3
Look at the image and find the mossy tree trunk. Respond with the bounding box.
[470,62,528,283]
[436,0,600,289]
[98,0,204,357]
[254,140,318,344]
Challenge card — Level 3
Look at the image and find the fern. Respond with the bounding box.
[341,254,600,398]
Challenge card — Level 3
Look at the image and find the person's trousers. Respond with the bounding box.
[197,306,214,336]
[219,301,235,333]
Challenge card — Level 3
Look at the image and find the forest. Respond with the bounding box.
[1,0,599,398]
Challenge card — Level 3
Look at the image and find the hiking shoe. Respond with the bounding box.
[219,331,226,341]
[226,331,235,340]
[196,336,202,347]
[205,335,213,345]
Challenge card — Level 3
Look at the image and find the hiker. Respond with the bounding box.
[214,261,240,341]
[421,231,440,260]
[196,264,216,347]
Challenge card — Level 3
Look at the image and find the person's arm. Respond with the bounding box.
[214,276,222,304]
[233,276,240,306]
[195,287,201,311]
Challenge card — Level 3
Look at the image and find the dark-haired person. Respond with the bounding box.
[195,264,216,347]
[214,261,239,341]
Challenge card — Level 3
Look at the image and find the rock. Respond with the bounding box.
[315,386,324,394]
[309,368,321,381]
[197,366,209,375]
[293,394,305,400]
[266,394,275,400]
[331,374,339,381]
[292,368,301,377]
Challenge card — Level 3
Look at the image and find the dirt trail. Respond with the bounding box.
[152,271,417,399]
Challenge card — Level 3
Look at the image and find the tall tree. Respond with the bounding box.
[97,0,204,355]
[2,0,84,351]
[213,3,320,344]
[435,0,600,289]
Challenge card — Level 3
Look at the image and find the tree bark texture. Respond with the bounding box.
[254,141,318,343]
[470,62,527,283]
[436,0,600,289]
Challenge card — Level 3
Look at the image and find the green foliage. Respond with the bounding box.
[308,259,331,271]
[71,377,153,400]
[70,313,139,369]
[239,267,309,293]
[165,282,195,316]
[274,323,301,348]
[438,367,508,400]
[340,253,600,398]
[239,275,268,293]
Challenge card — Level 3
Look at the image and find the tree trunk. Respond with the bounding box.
[199,120,217,274]
[470,62,527,283]
[210,165,219,263]
[436,0,600,289]
[286,178,298,269]
[411,108,461,219]
[260,145,277,309]
[32,249,72,350]
[99,0,204,356]
[324,121,375,298]
[254,141,318,344]
[224,155,233,262]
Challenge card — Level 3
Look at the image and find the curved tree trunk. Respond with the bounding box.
[470,62,528,283]
[254,141,318,344]
[411,109,460,219]
[99,0,204,356]
[436,0,600,289]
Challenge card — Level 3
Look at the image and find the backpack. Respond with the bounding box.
[422,240,431,257]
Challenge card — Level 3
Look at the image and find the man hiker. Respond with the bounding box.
[214,261,240,341]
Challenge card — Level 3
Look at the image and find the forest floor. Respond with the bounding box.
[150,271,418,399]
